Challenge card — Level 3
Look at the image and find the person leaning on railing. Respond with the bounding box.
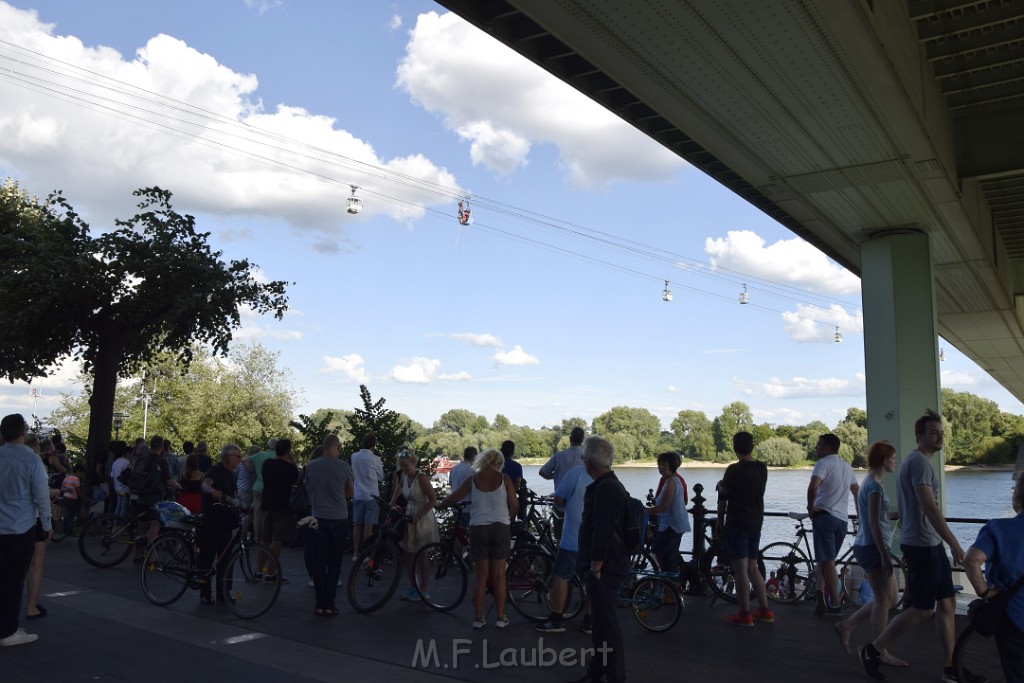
[962,477,1024,683]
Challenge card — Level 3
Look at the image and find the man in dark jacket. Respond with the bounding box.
[576,435,627,683]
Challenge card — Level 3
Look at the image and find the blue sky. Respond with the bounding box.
[1,0,1021,431]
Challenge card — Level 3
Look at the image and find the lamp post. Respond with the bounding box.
[112,411,126,441]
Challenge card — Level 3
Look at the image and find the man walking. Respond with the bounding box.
[351,433,384,561]
[860,410,979,683]
[716,431,773,626]
[807,433,858,616]
[0,414,51,646]
[575,436,627,683]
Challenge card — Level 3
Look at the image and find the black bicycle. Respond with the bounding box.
[141,502,281,619]
[346,496,408,614]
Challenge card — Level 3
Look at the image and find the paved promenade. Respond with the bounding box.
[2,537,966,683]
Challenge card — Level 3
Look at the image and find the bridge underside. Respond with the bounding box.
[437,0,1024,414]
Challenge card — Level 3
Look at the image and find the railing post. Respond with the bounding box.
[690,483,707,561]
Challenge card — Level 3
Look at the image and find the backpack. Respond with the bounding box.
[602,477,647,553]
[127,453,162,497]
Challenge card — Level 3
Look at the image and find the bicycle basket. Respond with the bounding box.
[155,501,194,531]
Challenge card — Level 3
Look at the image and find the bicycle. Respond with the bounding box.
[628,568,683,632]
[49,497,81,543]
[952,624,1004,683]
[346,496,408,614]
[758,511,907,608]
[412,502,471,611]
[141,502,281,619]
[78,507,152,568]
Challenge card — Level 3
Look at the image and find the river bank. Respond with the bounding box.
[516,457,1017,472]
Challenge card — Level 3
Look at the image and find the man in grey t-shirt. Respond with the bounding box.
[861,411,970,683]
[305,434,353,615]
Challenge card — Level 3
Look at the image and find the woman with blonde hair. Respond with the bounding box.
[390,450,439,601]
[437,447,519,628]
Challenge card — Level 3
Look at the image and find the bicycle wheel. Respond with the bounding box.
[701,542,738,603]
[840,556,909,609]
[413,542,467,612]
[761,542,813,604]
[506,549,554,622]
[631,576,682,632]
[79,514,134,568]
[346,541,402,614]
[953,625,1004,683]
[141,533,195,606]
[222,543,281,619]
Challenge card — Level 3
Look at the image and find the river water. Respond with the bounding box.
[520,465,1017,550]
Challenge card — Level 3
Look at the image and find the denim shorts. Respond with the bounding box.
[552,547,578,581]
[724,528,761,560]
[812,512,846,562]
[852,544,885,571]
[902,543,955,610]
[351,499,379,526]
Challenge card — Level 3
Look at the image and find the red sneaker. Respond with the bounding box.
[752,607,775,623]
[725,611,754,627]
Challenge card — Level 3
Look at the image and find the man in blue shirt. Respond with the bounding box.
[0,413,52,646]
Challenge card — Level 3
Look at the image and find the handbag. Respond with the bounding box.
[967,570,1024,637]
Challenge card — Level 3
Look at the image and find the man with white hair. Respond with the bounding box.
[575,436,627,683]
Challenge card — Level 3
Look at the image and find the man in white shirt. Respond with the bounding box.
[350,433,384,560]
[807,433,858,617]
[447,447,476,531]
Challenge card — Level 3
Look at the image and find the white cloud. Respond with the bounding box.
[320,354,368,383]
[781,304,862,343]
[667,385,679,393]
[387,357,442,383]
[941,370,979,386]
[387,14,403,31]
[441,332,504,348]
[705,230,860,297]
[494,345,539,367]
[438,371,472,382]
[733,373,866,399]
[234,305,302,342]
[396,11,683,188]
[0,356,84,418]
[244,0,282,17]
[0,3,462,251]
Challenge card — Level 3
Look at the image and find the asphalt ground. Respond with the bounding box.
[0,534,970,683]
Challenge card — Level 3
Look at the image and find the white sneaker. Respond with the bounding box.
[495,615,510,628]
[472,618,486,629]
[307,579,315,588]
[351,555,359,562]
[1,629,38,646]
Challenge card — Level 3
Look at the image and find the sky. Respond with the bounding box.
[1,0,1021,433]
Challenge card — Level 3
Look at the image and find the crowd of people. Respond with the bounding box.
[0,409,1020,683]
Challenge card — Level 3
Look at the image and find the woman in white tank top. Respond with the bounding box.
[437,448,519,629]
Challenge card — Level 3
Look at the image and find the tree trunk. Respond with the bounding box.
[84,331,124,491]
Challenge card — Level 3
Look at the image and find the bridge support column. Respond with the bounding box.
[860,231,945,508]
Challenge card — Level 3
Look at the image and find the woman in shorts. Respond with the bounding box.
[437,448,519,628]
[834,441,905,666]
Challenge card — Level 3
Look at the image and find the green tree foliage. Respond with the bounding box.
[755,436,805,466]
[670,409,715,461]
[712,402,753,454]
[290,411,341,462]
[844,407,868,429]
[942,388,1001,464]
[433,408,489,435]
[51,343,294,452]
[0,183,288,478]
[592,406,661,460]
[833,420,868,467]
[344,385,417,476]
[493,414,511,431]
[792,420,829,459]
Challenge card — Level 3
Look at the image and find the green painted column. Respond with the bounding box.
[860,231,944,510]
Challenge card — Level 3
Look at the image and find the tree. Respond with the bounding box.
[755,437,804,466]
[344,385,417,476]
[942,388,1000,463]
[592,406,661,460]
[712,402,753,454]
[670,410,715,460]
[432,409,488,435]
[1,183,288,479]
[493,414,511,431]
[833,420,868,466]
[51,343,295,455]
[843,407,868,429]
